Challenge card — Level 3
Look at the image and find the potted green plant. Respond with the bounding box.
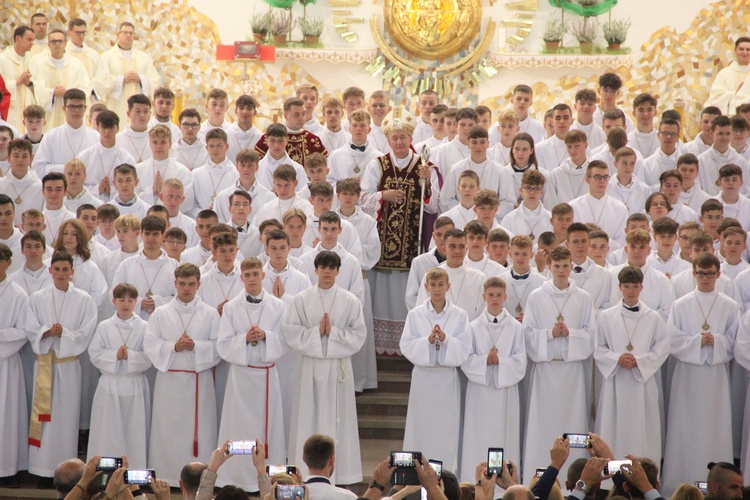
[542,16,567,53]
[602,18,632,50]
[570,17,598,54]
[270,10,291,46]
[251,12,270,43]
[298,16,324,45]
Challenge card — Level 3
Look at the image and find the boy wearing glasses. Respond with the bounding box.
[502,169,551,245]
[642,119,683,187]
[171,108,208,170]
[570,160,628,249]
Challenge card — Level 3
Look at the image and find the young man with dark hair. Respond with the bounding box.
[593,72,635,132]
[254,97,327,165]
[705,36,750,115]
[571,88,605,149]
[116,93,153,163]
[148,87,181,142]
[171,108,208,170]
[535,103,574,171]
[698,115,749,196]
[0,138,43,226]
[256,123,307,192]
[191,128,239,215]
[432,107,478,179]
[628,93,659,158]
[683,106,722,157]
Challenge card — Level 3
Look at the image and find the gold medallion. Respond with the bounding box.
[529,232,534,239]
[384,0,481,60]
[626,343,633,352]
[251,341,258,346]
[146,290,153,297]
[702,322,710,331]
[556,314,564,322]
[15,196,22,204]
[211,194,216,202]
[515,304,522,313]
[354,166,361,174]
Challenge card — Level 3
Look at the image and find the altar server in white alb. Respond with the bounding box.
[86,283,151,468]
[460,276,526,483]
[522,246,595,484]
[144,263,221,486]
[283,251,366,485]
[216,257,287,493]
[327,109,382,183]
[661,253,739,496]
[401,267,471,475]
[0,243,30,482]
[26,251,97,479]
[594,266,669,466]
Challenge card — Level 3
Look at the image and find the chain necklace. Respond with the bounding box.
[620,308,642,352]
[126,134,148,163]
[63,127,86,157]
[694,290,720,331]
[139,261,164,296]
[550,286,573,322]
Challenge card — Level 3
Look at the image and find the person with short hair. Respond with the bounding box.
[705,37,750,115]
[148,87,181,142]
[32,89,99,177]
[0,139,43,226]
[432,107,477,179]
[215,257,287,493]
[41,172,76,245]
[406,216,455,310]
[460,276,526,482]
[720,227,748,279]
[283,251,366,484]
[163,227,187,261]
[535,104,574,171]
[594,266,669,464]
[110,163,150,219]
[26,251,98,480]
[402,267,471,474]
[214,149,274,225]
[661,253,738,496]
[487,109,519,165]
[257,123,307,193]
[93,203,121,250]
[297,83,324,136]
[190,128,239,215]
[64,159,103,214]
[21,104,46,153]
[715,163,750,230]
[319,97,351,153]
[504,235,545,321]
[705,462,744,500]
[683,106,722,157]
[658,170,699,224]
[647,217,690,278]
[159,178,198,247]
[116,94,153,163]
[144,263,221,486]
[628,93,659,158]
[698,116,750,196]
[571,88,606,150]
[607,146,650,215]
[136,124,193,206]
[366,90,392,154]
[86,282,151,467]
[544,129,590,207]
[730,115,750,162]
[300,434,356,499]
[414,103,449,154]
[254,97,327,165]
[503,169,552,245]
[327,109,382,183]
[489,84,546,145]
[0,26,36,131]
[93,22,161,123]
[588,230,610,268]
[171,108,209,170]
[592,72,636,132]
[0,196,23,274]
[411,89,440,144]
[522,246,595,484]
[464,220,506,278]
[441,170,481,230]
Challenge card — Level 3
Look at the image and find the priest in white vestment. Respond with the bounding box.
[705,39,750,115]
[0,27,35,132]
[283,251,366,485]
[144,263,221,486]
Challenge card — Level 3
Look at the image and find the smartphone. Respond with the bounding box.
[487,447,504,476]
[390,451,421,467]
[604,459,632,475]
[275,485,305,499]
[429,460,442,480]
[266,465,298,476]
[96,457,123,472]
[563,433,590,449]
[535,468,546,478]
[124,469,155,485]
[695,481,708,494]
[227,440,256,455]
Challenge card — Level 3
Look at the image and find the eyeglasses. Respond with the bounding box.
[180,123,200,129]
[659,131,679,138]
[588,174,610,182]
[164,239,185,246]
[650,202,668,208]
[65,104,87,111]
[49,39,65,45]
[695,271,717,278]
[231,202,251,208]
[522,186,542,193]
[71,30,86,36]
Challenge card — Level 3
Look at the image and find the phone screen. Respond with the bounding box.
[276,485,305,499]
[565,433,589,448]
[535,468,546,478]
[429,460,442,480]
[695,481,708,494]
[605,459,632,475]
[125,470,154,485]
[267,465,287,475]
[487,448,504,475]
[97,457,122,471]
[228,440,256,455]
[391,452,416,467]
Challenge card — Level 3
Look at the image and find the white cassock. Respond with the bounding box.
[0,277,29,477]
[698,147,750,196]
[401,300,471,474]
[112,250,178,319]
[628,130,659,159]
[642,148,682,187]
[26,284,97,477]
[522,280,594,484]
[411,117,433,146]
[0,170,43,227]
[440,158,515,219]
[593,106,635,132]
[147,117,181,144]
[94,46,161,123]
[661,290,738,497]
[216,291,287,492]
[262,260,310,444]
[117,127,151,164]
[256,153,308,194]
[283,284,366,485]
[594,301,669,465]
[543,160,589,208]
[487,143,510,166]
[111,195,151,219]
[416,263,485,320]
[647,253,691,279]
[464,255,506,280]
[591,148,646,180]
[406,249,444,311]
[28,55,92,131]
[320,128,352,153]
[42,207,75,249]
[607,177,652,215]
[715,193,750,231]
[339,206,381,391]
[502,204,553,246]
[214,179,275,225]
[71,255,108,307]
[181,244,212,267]
[303,217,362,260]
[0,228,23,274]
[571,122,606,150]
[733,309,750,477]
[0,47,34,131]
[440,204,478,230]
[32,124,99,177]
[671,267,739,302]
[226,124,262,164]
[78,142,136,202]
[102,249,138,287]
[704,62,750,115]
[489,116,546,146]
[254,195,313,227]
[327,142,382,183]
[432,138,469,180]
[136,158,193,206]
[189,159,239,216]
[169,213,198,248]
[460,310,526,482]
[502,165,545,207]
[144,296,221,486]
[368,124,391,155]
[65,188,104,213]
[86,314,152,467]
[197,120,230,142]
[503,270,545,319]
[572,259,615,315]
[67,43,100,83]
[534,136,569,172]
[171,138,208,171]
[609,264,675,321]
[300,243,365,305]
[569,194,628,249]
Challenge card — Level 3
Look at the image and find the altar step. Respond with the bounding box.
[357,355,412,440]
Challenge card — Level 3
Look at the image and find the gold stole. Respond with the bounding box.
[375,153,423,270]
[29,351,77,447]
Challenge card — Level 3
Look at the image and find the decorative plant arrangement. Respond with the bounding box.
[602,18,632,50]
[542,15,567,53]
[251,12,270,43]
[570,17,598,54]
[546,0,629,54]
[297,16,324,45]
[270,9,292,45]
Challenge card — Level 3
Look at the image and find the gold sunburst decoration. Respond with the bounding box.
[383,0,482,60]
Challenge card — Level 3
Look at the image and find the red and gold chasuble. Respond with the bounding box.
[254,130,328,164]
[375,153,427,270]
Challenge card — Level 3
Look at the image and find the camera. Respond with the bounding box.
[536,468,546,478]
[563,433,591,449]
[390,451,422,485]
[487,448,504,476]
[227,440,256,455]
[267,465,298,476]
[604,459,632,475]
[96,457,123,472]
[275,485,305,499]
[124,469,155,485]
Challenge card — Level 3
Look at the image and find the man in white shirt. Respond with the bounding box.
[536,103,573,171]
[366,90,392,154]
[171,109,208,170]
[643,119,683,187]
[327,109,381,183]
[318,98,351,154]
[683,107,721,157]
[301,434,357,499]
[489,84,546,145]
[66,18,100,84]
[190,129,238,217]
[592,73,635,132]
[214,149,274,225]
[0,26,35,132]
[94,22,161,124]
[411,89,439,145]
[571,89,606,150]
[432,107,475,180]
[698,115,750,196]
[297,83,325,137]
[148,87,181,143]
[226,95,262,163]
[117,94,153,163]
[705,37,750,115]
[628,93,659,158]
[27,13,48,58]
